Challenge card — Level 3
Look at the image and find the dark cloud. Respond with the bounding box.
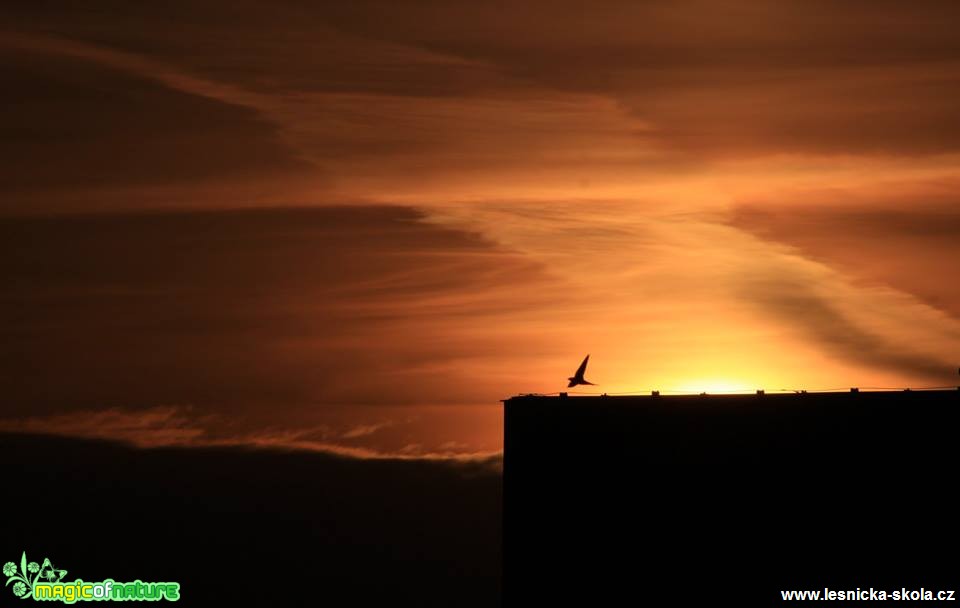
[731,187,960,318]
[314,0,960,156]
[0,47,312,210]
[4,1,511,98]
[739,277,954,383]
[5,0,960,173]
[0,205,553,451]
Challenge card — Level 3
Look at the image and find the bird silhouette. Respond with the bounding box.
[567,355,595,388]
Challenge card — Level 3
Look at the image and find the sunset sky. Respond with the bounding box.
[3,1,959,458]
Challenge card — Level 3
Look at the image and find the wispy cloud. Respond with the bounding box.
[0,405,501,469]
[0,406,208,447]
[341,421,393,439]
[427,200,960,388]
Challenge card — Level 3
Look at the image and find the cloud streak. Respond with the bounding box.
[731,181,960,319]
[0,405,501,469]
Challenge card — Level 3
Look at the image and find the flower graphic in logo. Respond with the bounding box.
[4,552,65,600]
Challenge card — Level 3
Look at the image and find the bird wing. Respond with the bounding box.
[574,354,590,378]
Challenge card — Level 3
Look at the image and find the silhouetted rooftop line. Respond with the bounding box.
[506,385,959,400]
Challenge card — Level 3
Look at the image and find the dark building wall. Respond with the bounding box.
[503,391,959,606]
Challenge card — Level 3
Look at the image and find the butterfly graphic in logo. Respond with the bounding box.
[38,559,66,583]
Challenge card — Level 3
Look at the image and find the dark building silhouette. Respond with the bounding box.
[503,390,959,606]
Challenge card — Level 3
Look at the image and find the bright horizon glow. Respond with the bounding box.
[669,379,760,395]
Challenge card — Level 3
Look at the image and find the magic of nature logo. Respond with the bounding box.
[4,552,180,603]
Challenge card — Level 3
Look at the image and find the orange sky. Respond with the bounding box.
[2,1,959,457]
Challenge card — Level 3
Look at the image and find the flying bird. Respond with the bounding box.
[567,355,595,388]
